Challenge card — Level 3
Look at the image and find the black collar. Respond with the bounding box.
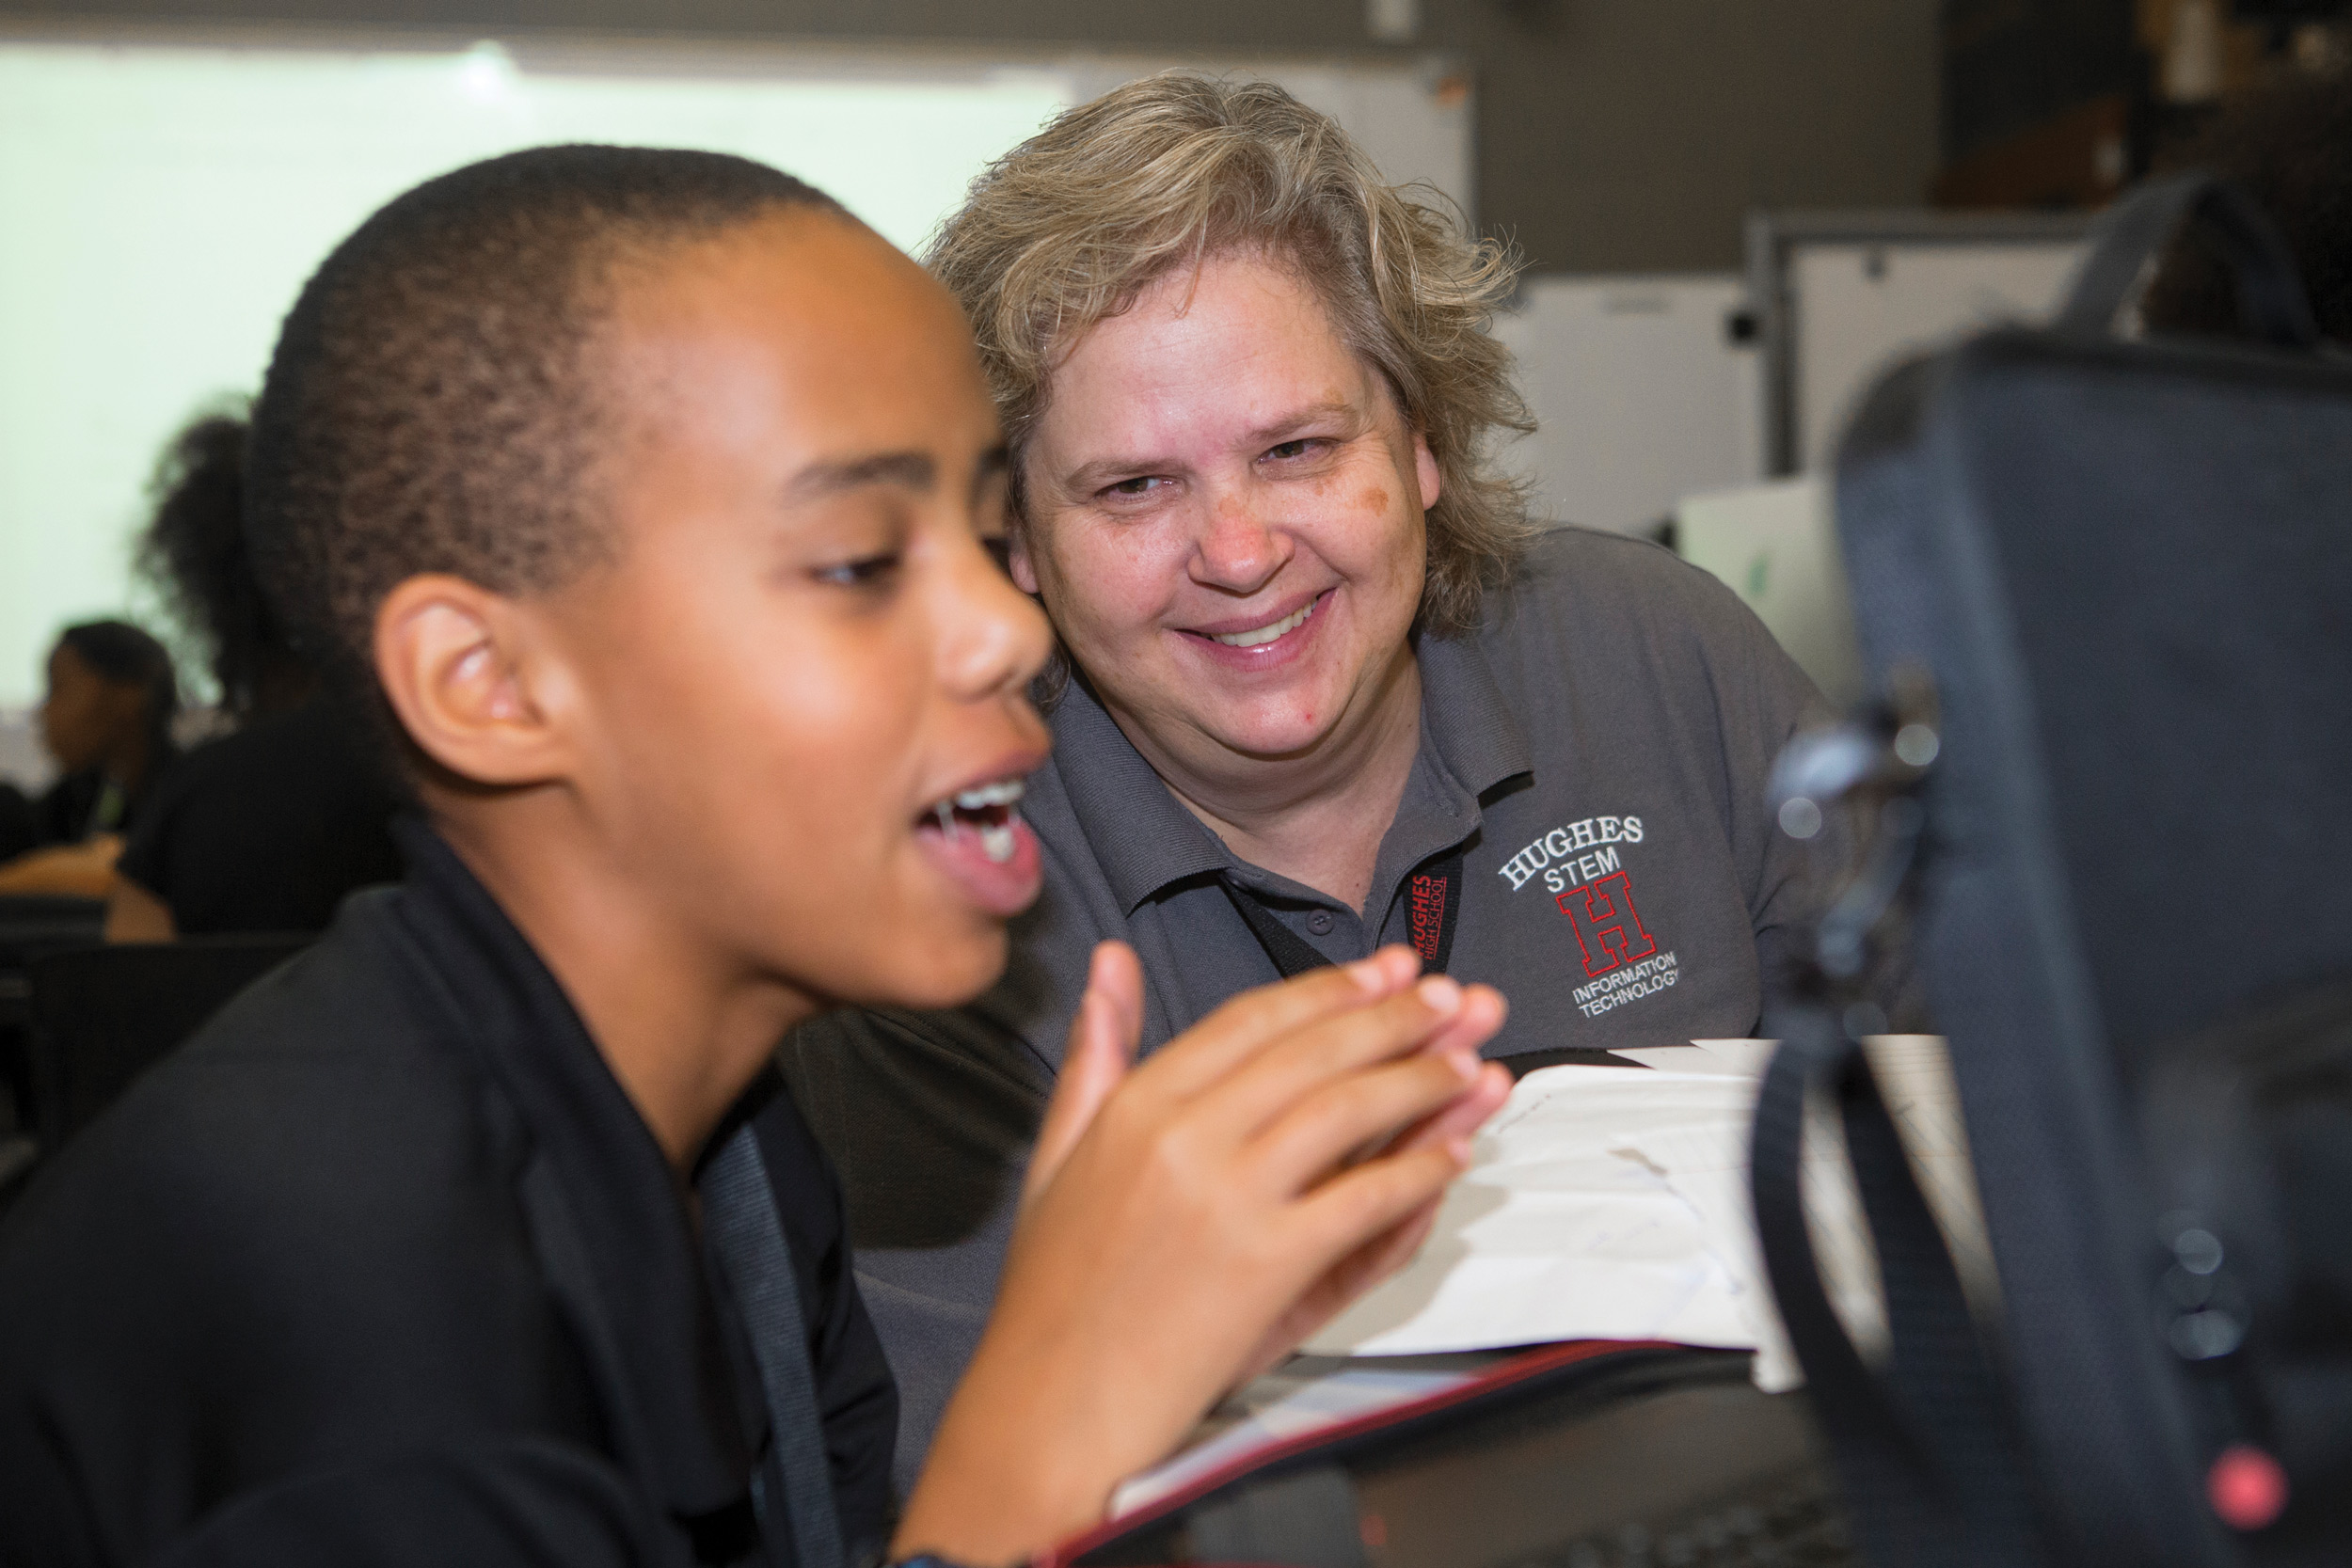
[386,818,755,1528]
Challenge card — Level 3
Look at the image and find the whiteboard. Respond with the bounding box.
[1792,239,2090,468]
[1494,274,1759,533]
[0,28,1469,710]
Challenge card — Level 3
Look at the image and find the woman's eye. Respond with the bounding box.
[1102,475,1169,500]
[1263,438,1323,462]
[812,554,901,589]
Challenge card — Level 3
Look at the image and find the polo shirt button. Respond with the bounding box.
[1307,911,1335,936]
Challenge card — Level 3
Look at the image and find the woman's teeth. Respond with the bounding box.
[927,779,1026,863]
[1209,596,1317,648]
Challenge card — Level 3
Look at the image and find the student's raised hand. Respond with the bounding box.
[897,942,1511,1566]
[1027,942,1508,1384]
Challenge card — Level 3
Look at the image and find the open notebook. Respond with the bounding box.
[1111,1036,1991,1515]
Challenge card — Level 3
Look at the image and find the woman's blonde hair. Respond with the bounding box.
[928,72,1535,638]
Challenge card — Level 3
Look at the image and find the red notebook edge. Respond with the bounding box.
[1033,1338,1691,1568]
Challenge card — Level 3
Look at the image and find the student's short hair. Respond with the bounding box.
[2143,71,2352,346]
[928,73,1534,639]
[247,145,847,709]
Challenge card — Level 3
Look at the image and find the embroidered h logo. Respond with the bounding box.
[1558,870,1656,978]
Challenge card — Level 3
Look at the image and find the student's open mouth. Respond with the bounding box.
[914,776,1043,916]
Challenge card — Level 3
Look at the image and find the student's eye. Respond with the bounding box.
[810,553,901,589]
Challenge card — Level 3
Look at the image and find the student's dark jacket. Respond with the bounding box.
[0,821,897,1567]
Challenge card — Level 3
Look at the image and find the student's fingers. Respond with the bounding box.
[1025,942,1144,1208]
[1295,1192,1445,1333]
[1412,982,1509,1066]
[1389,1061,1513,1160]
[1197,974,1472,1144]
[1246,1050,1483,1196]
[1230,1194,1447,1385]
[1282,1141,1470,1275]
[1136,946,1422,1101]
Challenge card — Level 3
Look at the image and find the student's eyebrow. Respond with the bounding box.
[1057,400,1359,494]
[784,451,937,502]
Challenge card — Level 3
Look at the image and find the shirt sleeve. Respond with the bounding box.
[1651,559,1849,992]
[1673,562,1918,1022]
[114,750,200,900]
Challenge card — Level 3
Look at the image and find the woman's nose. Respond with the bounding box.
[1190,497,1288,594]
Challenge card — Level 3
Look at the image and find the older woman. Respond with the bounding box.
[783,74,1840,1477]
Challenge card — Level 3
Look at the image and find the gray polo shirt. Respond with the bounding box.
[780,526,1839,1487]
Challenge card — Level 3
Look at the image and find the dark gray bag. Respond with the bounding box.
[1750,172,2352,1568]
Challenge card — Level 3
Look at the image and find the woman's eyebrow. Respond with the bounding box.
[783,451,936,502]
[1242,398,1357,447]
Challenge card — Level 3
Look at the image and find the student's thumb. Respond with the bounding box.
[1025,942,1144,1208]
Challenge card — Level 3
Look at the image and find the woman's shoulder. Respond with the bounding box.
[1480,524,1773,665]
[1498,524,1747,619]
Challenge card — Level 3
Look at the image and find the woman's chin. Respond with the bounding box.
[1200,707,1350,762]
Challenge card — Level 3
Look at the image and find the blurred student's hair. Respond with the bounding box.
[927,72,1534,640]
[246,144,848,743]
[136,406,296,721]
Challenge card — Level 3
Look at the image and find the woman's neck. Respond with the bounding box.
[1133,646,1423,916]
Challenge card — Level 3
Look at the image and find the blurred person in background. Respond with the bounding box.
[105,409,402,941]
[2143,68,2352,343]
[0,621,178,896]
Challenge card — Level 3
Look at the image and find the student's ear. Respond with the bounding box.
[373,575,580,788]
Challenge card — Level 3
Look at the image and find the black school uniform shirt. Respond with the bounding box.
[780,525,1850,1486]
[114,698,404,935]
[0,820,897,1567]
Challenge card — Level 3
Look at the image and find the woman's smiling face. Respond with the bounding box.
[1012,250,1438,778]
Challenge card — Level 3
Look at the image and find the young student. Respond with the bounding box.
[0,146,1510,1568]
[0,621,179,895]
